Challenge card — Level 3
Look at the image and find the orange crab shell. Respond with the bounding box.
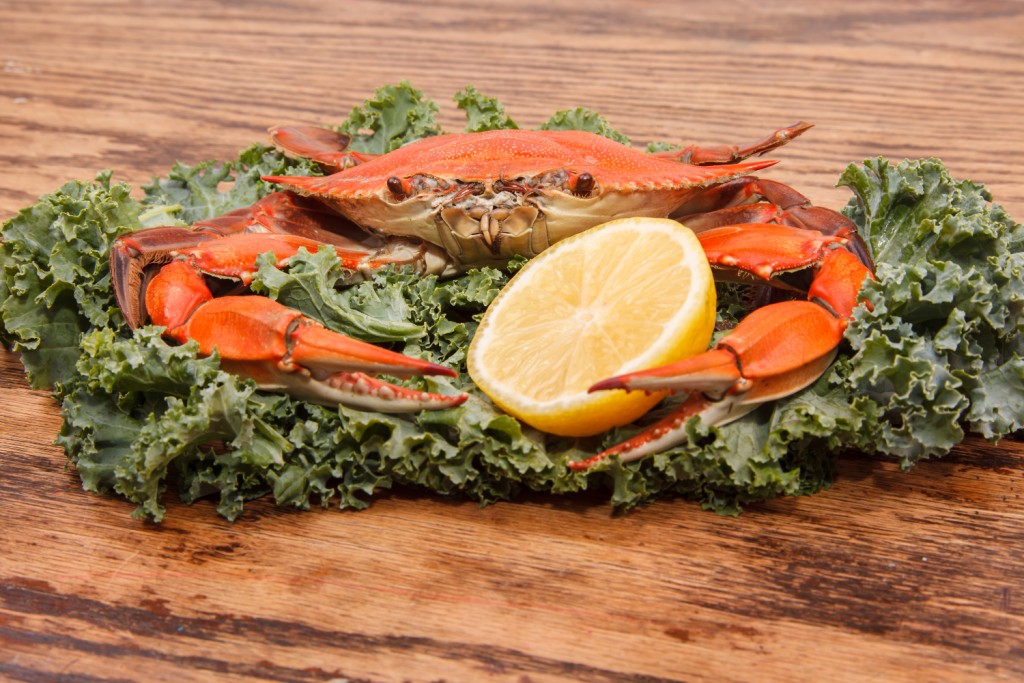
[269,129,777,194]
[264,129,777,267]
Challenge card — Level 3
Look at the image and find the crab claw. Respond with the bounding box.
[112,221,455,332]
[179,296,466,412]
[570,300,846,469]
[147,261,467,412]
[111,226,216,328]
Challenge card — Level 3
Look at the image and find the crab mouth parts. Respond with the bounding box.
[439,190,541,250]
[387,171,597,256]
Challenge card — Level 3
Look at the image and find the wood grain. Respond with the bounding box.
[2,1,1024,681]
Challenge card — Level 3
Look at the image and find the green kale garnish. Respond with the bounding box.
[455,85,519,132]
[336,81,444,154]
[3,84,1021,520]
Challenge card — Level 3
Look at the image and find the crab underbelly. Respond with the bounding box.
[328,186,696,270]
[538,187,696,245]
[327,195,440,245]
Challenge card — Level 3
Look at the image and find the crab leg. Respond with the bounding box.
[269,125,379,172]
[571,248,871,469]
[116,230,467,412]
[145,259,466,412]
[650,122,813,165]
[571,300,844,468]
[112,226,372,329]
[674,177,873,269]
[112,193,455,327]
[700,223,845,280]
[243,191,455,276]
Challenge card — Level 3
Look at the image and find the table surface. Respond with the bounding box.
[3,1,1024,681]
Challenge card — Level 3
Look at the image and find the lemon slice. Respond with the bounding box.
[467,217,716,437]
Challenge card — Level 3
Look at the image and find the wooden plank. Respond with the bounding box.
[2,1,1024,681]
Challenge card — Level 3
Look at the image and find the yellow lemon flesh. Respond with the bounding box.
[467,217,716,437]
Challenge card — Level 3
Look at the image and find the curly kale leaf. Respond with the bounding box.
[337,81,444,154]
[838,158,1024,465]
[455,85,519,132]
[539,107,631,145]
[0,172,137,387]
[249,246,425,343]
[141,144,320,225]
[59,327,292,521]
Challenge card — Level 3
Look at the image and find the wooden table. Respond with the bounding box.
[3,1,1023,680]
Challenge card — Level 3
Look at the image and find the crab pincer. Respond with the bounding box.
[112,230,467,413]
[571,244,873,470]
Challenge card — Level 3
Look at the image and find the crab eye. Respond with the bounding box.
[529,170,595,197]
[387,177,407,199]
[572,173,595,197]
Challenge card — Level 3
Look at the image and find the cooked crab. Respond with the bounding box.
[110,122,872,460]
